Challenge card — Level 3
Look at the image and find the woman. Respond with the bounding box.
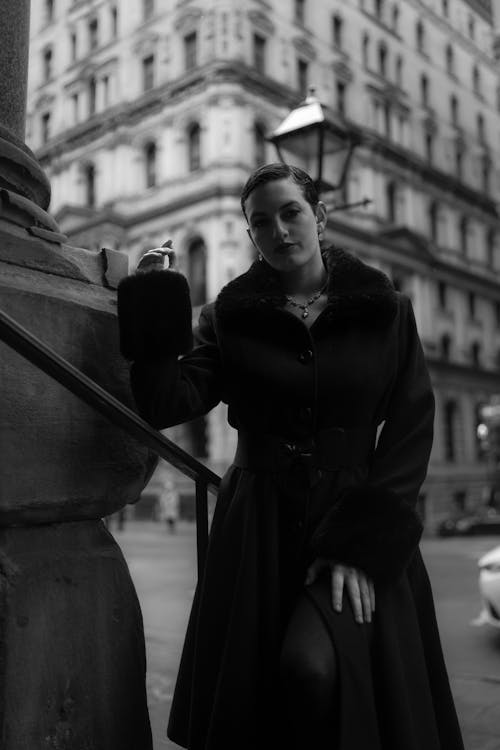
[117,163,464,750]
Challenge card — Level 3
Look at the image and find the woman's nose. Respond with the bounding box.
[272,218,288,239]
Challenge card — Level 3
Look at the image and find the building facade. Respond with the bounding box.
[27,0,500,530]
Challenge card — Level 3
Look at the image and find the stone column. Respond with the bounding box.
[0,3,154,747]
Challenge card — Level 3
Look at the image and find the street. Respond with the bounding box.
[113,520,500,750]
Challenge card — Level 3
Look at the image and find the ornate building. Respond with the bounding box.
[27,0,500,530]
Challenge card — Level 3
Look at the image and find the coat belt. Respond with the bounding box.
[233,426,377,472]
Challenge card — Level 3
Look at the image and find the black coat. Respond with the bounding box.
[118,246,464,750]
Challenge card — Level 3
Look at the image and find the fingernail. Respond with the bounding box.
[356,617,363,624]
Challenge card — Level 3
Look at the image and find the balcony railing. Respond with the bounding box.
[0,306,220,579]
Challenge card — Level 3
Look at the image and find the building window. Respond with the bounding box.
[453,490,466,511]
[253,33,266,74]
[438,280,447,309]
[184,31,197,71]
[336,80,346,116]
[475,403,488,461]
[425,131,434,163]
[416,20,425,54]
[188,238,207,306]
[142,55,155,91]
[84,164,95,208]
[440,333,451,360]
[444,400,457,461]
[395,55,403,87]
[383,101,391,138]
[89,18,98,50]
[445,44,454,76]
[102,75,110,107]
[88,76,96,116]
[144,142,157,188]
[374,0,384,21]
[294,0,305,25]
[70,31,77,61]
[254,122,267,166]
[487,229,495,268]
[429,201,438,241]
[111,6,118,37]
[43,47,53,82]
[188,123,201,172]
[442,0,449,17]
[477,113,485,144]
[333,14,343,48]
[471,342,481,367]
[450,95,459,126]
[378,42,387,78]
[45,0,55,23]
[459,216,468,254]
[468,291,476,319]
[362,33,370,68]
[41,112,51,144]
[468,15,475,40]
[392,4,399,33]
[386,181,396,223]
[472,65,481,96]
[143,0,154,20]
[297,58,308,96]
[481,155,491,194]
[72,92,79,123]
[420,73,429,106]
[496,86,500,113]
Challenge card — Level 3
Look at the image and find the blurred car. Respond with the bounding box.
[437,507,500,537]
[478,545,500,628]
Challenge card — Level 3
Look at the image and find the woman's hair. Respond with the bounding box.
[240,162,319,220]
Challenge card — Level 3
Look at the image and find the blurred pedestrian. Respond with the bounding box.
[118,163,464,750]
[157,475,179,533]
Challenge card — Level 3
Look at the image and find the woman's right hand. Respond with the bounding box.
[136,239,174,272]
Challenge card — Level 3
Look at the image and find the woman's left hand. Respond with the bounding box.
[305,558,375,624]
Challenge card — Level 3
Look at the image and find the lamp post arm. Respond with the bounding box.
[328,197,373,213]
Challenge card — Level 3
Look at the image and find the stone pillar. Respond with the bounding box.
[0,2,154,747]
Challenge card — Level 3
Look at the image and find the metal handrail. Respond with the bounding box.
[0,307,220,578]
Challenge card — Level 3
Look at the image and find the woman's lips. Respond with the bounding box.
[274,243,296,253]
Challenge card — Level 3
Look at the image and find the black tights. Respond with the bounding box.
[279,592,339,750]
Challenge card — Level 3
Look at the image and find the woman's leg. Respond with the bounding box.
[278,591,339,750]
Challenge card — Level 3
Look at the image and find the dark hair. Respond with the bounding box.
[240,162,319,220]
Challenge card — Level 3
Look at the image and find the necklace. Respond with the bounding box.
[285,282,328,319]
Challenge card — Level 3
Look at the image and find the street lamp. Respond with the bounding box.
[268,87,364,205]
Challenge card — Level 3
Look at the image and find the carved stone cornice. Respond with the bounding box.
[174,6,202,33]
[292,35,317,61]
[247,9,275,36]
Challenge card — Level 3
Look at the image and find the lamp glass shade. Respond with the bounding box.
[269,90,357,192]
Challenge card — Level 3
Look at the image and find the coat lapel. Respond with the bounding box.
[215,245,398,333]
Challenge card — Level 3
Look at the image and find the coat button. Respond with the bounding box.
[297,349,313,364]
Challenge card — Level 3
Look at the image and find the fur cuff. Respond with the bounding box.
[308,486,423,583]
[117,270,193,361]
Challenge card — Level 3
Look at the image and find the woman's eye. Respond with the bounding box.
[284,209,300,219]
[252,219,267,228]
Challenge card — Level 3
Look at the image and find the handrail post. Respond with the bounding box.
[195,478,209,581]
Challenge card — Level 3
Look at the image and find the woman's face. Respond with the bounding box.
[244,177,326,273]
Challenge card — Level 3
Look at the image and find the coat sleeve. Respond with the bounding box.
[117,270,223,429]
[309,295,435,584]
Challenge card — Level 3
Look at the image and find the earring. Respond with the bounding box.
[258,253,263,261]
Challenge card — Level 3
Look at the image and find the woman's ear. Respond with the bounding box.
[316,201,327,234]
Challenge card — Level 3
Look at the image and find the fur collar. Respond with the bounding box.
[215,245,398,333]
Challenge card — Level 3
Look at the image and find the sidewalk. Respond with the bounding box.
[115,519,500,750]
